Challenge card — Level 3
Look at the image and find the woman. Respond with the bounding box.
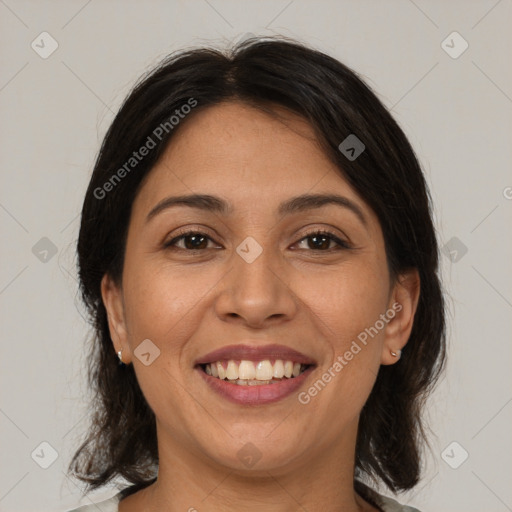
[67,36,446,512]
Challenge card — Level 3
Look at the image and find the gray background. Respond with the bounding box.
[0,1,511,511]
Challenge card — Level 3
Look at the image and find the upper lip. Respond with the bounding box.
[195,343,317,366]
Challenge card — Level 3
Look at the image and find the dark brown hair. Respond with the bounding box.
[69,36,446,498]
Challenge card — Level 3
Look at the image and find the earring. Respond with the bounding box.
[390,349,401,359]
[117,349,124,365]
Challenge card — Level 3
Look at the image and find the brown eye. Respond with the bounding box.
[164,231,215,251]
[295,230,351,251]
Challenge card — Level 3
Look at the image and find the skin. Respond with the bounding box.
[102,101,420,512]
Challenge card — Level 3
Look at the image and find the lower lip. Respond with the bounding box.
[197,366,315,405]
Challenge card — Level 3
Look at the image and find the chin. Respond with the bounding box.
[201,435,306,475]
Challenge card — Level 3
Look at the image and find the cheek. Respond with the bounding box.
[300,258,390,346]
[119,260,209,433]
[296,259,389,411]
[122,259,208,344]
[296,265,388,433]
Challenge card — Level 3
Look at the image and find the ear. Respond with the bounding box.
[381,268,420,365]
[101,273,131,364]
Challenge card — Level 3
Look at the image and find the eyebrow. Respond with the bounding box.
[146,193,368,227]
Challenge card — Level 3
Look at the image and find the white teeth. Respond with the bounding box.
[238,360,256,380]
[226,360,238,380]
[216,362,226,380]
[255,360,273,380]
[204,359,308,382]
[273,359,285,378]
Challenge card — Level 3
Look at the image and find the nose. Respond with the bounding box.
[214,238,298,329]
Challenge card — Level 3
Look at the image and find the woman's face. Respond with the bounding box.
[102,101,418,475]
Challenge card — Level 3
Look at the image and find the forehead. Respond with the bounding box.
[133,101,371,221]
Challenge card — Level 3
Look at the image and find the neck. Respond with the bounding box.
[120,418,377,512]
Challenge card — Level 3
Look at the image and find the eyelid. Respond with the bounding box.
[294,227,352,250]
[163,225,220,247]
[296,225,350,242]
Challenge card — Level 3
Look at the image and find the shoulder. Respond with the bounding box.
[356,481,421,512]
[65,492,121,512]
[373,492,421,512]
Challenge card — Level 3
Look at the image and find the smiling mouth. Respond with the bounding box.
[199,359,312,386]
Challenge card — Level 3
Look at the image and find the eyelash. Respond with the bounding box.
[163,228,351,253]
